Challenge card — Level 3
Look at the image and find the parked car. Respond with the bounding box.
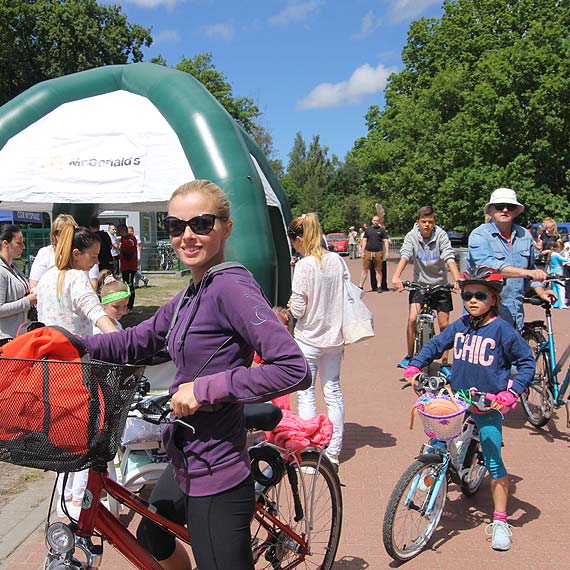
[325,232,349,255]
[445,229,467,247]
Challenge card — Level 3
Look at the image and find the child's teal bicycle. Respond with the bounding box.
[382,375,495,561]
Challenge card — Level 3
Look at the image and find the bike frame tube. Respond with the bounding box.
[74,466,309,570]
[73,470,189,569]
[425,455,449,516]
[94,506,164,570]
[254,503,308,563]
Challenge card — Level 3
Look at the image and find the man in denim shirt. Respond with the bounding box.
[468,188,556,329]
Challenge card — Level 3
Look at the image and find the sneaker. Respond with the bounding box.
[397,356,412,368]
[485,520,513,551]
[143,277,149,287]
[439,364,452,379]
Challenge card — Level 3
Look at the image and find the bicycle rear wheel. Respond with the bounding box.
[252,451,342,569]
[521,329,554,428]
[383,459,447,562]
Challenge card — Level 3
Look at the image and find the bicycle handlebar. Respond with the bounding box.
[414,373,494,412]
[132,386,222,435]
[523,296,551,308]
[403,281,454,292]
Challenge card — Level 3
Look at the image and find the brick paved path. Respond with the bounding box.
[3,258,570,569]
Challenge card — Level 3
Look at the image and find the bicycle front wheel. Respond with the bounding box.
[252,451,342,569]
[459,439,486,496]
[521,329,554,428]
[383,460,447,562]
[415,317,434,355]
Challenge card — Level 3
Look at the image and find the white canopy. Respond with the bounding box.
[0,91,194,212]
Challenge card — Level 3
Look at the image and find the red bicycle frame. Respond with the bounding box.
[67,465,309,569]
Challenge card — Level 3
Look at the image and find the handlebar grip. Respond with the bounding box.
[470,390,496,412]
[523,296,550,306]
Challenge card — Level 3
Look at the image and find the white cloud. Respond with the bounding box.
[297,63,395,109]
[152,29,181,43]
[389,0,441,23]
[268,0,322,27]
[123,0,184,7]
[201,23,235,41]
[352,10,382,40]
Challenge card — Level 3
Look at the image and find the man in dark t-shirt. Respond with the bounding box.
[359,215,390,291]
[89,217,114,272]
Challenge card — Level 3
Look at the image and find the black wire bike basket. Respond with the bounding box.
[0,357,143,472]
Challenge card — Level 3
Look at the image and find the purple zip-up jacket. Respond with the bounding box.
[79,266,310,496]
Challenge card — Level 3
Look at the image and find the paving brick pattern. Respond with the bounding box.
[2,258,570,569]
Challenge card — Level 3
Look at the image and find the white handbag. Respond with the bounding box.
[338,256,375,344]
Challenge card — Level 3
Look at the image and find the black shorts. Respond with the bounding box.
[409,288,453,313]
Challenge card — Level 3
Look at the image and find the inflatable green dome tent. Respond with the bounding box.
[0,63,292,305]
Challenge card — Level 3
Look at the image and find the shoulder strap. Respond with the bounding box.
[165,261,249,346]
[337,254,351,280]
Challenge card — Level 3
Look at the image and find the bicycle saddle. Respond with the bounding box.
[244,403,283,431]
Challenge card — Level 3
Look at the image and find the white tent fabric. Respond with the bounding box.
[0,90,194,212]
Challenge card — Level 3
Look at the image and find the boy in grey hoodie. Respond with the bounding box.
[391,205,460,371]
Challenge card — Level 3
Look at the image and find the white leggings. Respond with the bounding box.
[295,340,344,458]
[57,470,88,503]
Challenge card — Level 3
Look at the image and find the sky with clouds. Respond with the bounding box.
[114,0,444,164]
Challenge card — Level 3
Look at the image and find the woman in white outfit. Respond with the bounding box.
[288,213,345,469]
[36,221,117,517]
[29,214,99,291]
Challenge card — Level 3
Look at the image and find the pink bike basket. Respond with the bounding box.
[415,393,469,441]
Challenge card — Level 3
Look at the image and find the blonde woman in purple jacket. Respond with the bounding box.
[80,180,310,570]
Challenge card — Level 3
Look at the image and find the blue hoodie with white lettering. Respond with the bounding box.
[409,315,535,396]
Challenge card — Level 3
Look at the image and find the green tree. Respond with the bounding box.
[354,0,570,233]
[0,0,152,105]
[283,133,340,220]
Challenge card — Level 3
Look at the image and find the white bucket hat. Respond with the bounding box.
[484,187,524,217]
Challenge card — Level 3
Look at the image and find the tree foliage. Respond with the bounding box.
[352,0,570,233]
[0,0,152,105]
[281,133,343,228]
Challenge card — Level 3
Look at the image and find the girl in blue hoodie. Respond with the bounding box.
[404,266,534,552]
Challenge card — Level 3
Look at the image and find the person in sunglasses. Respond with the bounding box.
[77,179,311,570]
[468,187,556,329]
[404,266,535,551]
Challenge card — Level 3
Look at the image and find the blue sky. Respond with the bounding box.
[114,0,445,165]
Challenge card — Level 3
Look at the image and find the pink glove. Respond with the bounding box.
[494,390,518,411]
[404,365,422,380]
